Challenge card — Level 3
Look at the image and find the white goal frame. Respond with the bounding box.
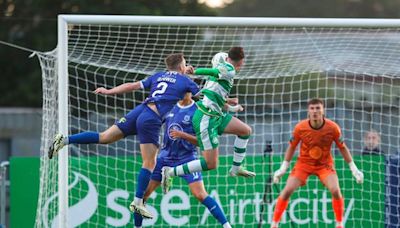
[57,15,400,228]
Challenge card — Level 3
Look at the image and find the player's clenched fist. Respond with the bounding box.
[273,160,289,183]
[185,65,194,74]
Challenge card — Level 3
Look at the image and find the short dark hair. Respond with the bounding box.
[228,47,245,62]
[165,53,184,71]
[308,98,324,107]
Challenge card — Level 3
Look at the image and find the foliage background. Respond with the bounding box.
[1,0,400,107]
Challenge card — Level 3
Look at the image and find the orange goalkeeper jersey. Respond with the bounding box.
[289,118,345,165]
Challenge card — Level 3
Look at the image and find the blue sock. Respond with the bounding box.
[134,212,143,227]
[135,168,152,199]
[68,132,99,144]
[202,196,228,225]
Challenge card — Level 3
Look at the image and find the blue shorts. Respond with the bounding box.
[151,157,203,184]
[115,104,162,147]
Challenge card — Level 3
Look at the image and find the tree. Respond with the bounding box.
[221,0,400,18]
[0,0,216,107]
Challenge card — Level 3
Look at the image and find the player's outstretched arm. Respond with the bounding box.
[194,68,219,78]
[339,145,364,184]
[185,65,195,74]
[94,81,142,95]
[273,145,296,183]
[170,129,198,146]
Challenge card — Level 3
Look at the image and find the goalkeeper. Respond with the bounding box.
[134,92,232,228]
[271,98,364,228]
[162,47,255,190]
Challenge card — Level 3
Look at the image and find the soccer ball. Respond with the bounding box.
[211,52,228,68]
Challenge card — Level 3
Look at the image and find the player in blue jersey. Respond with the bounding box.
[133,92,232,228]
[47,53,199,219]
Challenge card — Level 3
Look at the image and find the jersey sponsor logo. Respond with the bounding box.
[118,117,126,123]
[182,115,191,124]
[42,172,98,227]
[309,146,323,160]
[168,123,183,141]
[33,158,361,227]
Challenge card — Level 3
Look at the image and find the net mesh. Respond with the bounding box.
[36,19,400,227]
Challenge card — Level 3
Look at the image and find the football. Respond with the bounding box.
[211,52,228,68]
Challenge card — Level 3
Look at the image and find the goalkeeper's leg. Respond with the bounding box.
[271,177,303,228]
[321,173,344,228]
[219,115,255,177]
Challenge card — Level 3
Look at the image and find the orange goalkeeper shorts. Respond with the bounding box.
[290,161,336,185]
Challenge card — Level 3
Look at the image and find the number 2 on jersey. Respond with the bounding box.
[152,82,168,97]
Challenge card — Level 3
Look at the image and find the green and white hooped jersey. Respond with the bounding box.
[195,62,236,116]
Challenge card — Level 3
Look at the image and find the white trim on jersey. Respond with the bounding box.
[176,100,195,109]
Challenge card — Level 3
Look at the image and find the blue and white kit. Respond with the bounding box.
[115,71,199,146]
[151,101,202,183]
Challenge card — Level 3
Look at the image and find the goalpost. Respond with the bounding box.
[36,15,400,227]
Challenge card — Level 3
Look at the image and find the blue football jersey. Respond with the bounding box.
[140,71,199,118]
[158,102,198,160]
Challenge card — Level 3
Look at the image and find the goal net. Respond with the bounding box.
[35,16,400,227]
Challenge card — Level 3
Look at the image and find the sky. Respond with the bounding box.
[198,0,233,8]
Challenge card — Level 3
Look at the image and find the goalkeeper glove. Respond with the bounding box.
[273,160,290,183]
[349,161,364,184]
